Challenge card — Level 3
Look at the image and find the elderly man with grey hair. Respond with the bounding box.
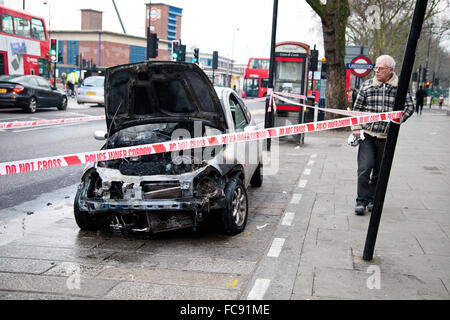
[351,54,414,215]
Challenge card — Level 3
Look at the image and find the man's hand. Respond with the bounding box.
[352,129,361,139]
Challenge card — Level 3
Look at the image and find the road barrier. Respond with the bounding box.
[0,109,402,176]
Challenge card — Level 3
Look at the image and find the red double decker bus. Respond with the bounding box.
[0,6,50,78]
[242,58,269,98]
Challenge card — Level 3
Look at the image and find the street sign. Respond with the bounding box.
[150,8,161,21]
[348,55,373,77]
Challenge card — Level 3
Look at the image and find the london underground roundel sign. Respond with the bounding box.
[348,56,373,77]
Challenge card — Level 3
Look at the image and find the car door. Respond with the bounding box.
[35,76,55,107]
[22,76,44,106]
[228,91,257,186]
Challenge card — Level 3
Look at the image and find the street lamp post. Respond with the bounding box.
[230,28,240,90]
[425,21,434,107]
[43,1,51,31]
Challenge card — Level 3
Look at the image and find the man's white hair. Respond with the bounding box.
[376,55,396,68]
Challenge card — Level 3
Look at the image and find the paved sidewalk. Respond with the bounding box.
[288,105,450,299]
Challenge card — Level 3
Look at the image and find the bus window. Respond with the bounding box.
[0,53,5,75]
[261,78,269,89]
[245,78,259,97]
[2,14,14,34]
[38,58,49,78]
[261,60,270,70]
[249,59,260,69]
[14,17,31,38]
[31,18,46,40]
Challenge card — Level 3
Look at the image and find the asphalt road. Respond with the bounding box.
[0,101,106,213]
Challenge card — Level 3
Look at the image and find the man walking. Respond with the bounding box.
[415,85,426,115]
[351,55,415,215]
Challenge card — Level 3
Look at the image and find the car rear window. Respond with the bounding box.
[83,77,104,87]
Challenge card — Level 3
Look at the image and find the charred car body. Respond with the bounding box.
[74,62,263,234]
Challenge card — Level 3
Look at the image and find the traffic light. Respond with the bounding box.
[50,38,57,63]
[425,81,430,88]
[192,48,199,64]
[317,80,321,87]
[320,58,327,79]
[212,51,218,70]
[422,68,427,83]
[178,45,186,62]
[171,40,180,61]
[147,33,158,59]
[57,41,63,63]
[310,49,318,71]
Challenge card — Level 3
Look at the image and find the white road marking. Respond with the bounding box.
[298,179,308,188]
[303,168,312,175]
[247,278,271,300]
[281,212,295,226]
[267,238,285,258]
[311,154,317,158]
[307,160,315,166]
[12,122,81,132]
[290,193,302,204]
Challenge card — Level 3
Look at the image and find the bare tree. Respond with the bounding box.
[347,0,445,64]
[305,0,350,113]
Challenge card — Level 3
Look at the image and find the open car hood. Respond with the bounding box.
[104,62,227,135]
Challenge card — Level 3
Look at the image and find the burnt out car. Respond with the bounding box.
[74,61,263,235]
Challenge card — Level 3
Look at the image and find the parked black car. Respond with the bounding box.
[0,75,67,113]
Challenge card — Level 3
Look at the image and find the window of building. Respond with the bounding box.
[2,14,14,34]
[14,16,31,38]
[66,41,79,65]
[130,46,146,63]
[31,18,46,41]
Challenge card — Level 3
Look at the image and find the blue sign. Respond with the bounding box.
[346,63,375,69]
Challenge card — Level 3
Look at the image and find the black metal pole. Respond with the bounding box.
[363,0,428,261]
[264,0,278,151]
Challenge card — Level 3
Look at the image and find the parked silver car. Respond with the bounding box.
[74,62,263,235]
[76,76,104,106]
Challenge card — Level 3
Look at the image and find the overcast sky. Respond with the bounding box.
[2,0,324,64]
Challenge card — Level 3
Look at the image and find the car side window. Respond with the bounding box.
[27,77,39,86]
[229,93,248,130]
[35,77,51,89]
[237,97,251,123]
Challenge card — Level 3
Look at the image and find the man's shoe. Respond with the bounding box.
[367,202,374,213]
[355,205,365,215]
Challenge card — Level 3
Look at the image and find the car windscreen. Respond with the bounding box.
[83,77,104,87]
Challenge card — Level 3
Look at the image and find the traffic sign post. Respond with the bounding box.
[347,55,374,90]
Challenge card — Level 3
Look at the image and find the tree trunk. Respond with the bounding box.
[321,8,348,118]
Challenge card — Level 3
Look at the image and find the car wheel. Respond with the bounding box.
[221,178,248,235]
[250,163,263,187]
[58,96,68,110]
[25,97,37,113]
[74,184,99,231]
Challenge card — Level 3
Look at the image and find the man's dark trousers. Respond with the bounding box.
[357,135,386,206]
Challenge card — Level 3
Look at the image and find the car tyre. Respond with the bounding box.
[74,184,99,231]
[25,97,37,113]
[221,178,248,235]
[250,163,263,187]
[58,96,68,110]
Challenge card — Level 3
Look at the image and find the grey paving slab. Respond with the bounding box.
[104,281,238,300]
[0,257,55,274]
[96,266,247,291]
[312,267,449,300]
[0,272,118,298]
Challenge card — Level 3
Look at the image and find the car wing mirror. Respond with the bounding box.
[244,125,257,133]
[94,130,107,140]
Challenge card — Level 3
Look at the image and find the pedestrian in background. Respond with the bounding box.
[415,85,426,115]
[351,55,415,215]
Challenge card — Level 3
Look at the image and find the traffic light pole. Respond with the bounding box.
[363,0,427,261]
